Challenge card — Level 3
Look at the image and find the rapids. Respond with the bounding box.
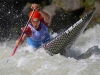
[0,24,100,75]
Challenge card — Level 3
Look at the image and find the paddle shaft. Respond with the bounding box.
[11,10,35,56]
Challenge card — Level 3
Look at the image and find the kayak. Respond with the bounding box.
[43,9,95,56]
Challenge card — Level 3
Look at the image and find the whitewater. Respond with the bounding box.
[0,24,100,75]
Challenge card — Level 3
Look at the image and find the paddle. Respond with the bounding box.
[6,10,35,63]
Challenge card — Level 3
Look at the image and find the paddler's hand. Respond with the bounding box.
[15,34,27,46]
[15,39,23,46]
[31,3,40,11]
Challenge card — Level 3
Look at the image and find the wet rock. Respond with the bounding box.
[76,46,100,60]
[49,7,85,33]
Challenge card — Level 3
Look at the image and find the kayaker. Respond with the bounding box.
[16,3,51,48]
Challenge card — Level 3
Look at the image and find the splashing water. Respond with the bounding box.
[0,24,100,75]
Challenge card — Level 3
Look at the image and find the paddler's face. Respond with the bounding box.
[31,18,40,29]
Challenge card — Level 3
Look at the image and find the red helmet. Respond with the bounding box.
[28,11,42,22]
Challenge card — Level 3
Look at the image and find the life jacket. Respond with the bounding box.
[26,22,50,48]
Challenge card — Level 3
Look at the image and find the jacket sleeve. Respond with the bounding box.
[21,26,32,37]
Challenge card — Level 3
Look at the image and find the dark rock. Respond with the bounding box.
[49,7,85,33]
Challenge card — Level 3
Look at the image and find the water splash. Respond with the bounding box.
[0,24,100,75]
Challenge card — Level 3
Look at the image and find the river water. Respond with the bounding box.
[0,24,100,75]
